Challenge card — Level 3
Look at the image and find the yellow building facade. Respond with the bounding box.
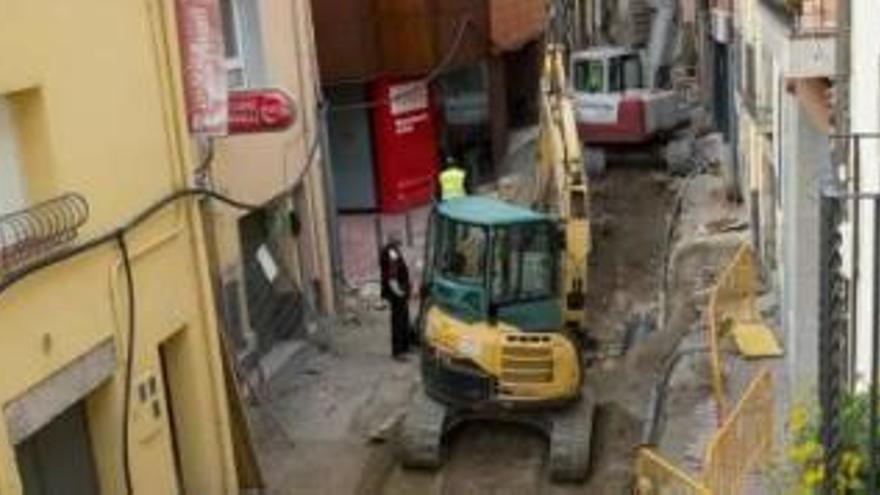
[207,0,336,382]
[0,0,245,493]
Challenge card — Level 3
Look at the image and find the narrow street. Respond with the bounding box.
[2,0,870,492]
[249,161,680,495]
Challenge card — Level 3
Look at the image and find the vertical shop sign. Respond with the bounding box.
[175,0,228,135]
[371,77,438,212]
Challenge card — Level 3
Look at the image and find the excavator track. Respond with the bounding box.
[548,393,596,482]
[399,391,448,469]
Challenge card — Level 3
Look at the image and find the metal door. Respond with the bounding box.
[15,402,101,495]
[327,84,378,211]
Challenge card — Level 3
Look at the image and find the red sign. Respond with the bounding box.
[175,0,228,135]
[371,77,438,213]
[228,89,297,134]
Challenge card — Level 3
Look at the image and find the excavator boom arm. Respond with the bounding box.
[538,45,591,331]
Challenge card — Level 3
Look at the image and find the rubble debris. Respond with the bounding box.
[368,409,405,444]
[663,133,697,175]
[703,217,748,234]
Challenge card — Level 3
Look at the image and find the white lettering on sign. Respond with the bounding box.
[393,112,429,135]
[175,0,227,135]
[574,93,621,125]
[389,81,428,116]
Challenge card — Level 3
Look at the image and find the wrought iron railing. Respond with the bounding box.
[0,193,90,278]
[821,133,880,494]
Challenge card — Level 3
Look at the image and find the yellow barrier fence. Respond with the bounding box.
[635,448,710,495]
[706,243,760,425]
[702,368,774,495]
[635,368,775,494]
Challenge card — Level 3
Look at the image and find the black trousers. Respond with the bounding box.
[389,297,411,356]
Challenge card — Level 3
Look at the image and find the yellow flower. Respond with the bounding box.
[789,440,822,464]
[789,406,809,433]
[802,465,825,487]
[842,451,863,478]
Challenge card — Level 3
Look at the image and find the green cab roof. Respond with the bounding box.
[436,196,549,226]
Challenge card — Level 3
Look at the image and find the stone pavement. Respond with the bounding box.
[246,306,419,495]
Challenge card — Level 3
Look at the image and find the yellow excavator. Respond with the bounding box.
[400,45,595,482]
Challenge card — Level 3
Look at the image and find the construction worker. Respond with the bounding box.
[437,156,467,201]
[379,232,411,360]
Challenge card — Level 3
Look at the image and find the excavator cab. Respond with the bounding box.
[403,196,594,482]
[425,197,562,333]
[571,47,644,94]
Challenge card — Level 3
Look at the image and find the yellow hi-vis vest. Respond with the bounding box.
[439,167,466,200]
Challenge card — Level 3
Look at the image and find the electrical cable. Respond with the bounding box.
[0,188,260,495]
[0,99,330,493]
[116,232,136,495]
[0,188,260,297]
[327,17,474,113]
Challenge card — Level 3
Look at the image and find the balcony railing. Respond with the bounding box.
[0,193,90,279]
[791,0,837,33]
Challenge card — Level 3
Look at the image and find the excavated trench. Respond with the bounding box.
[248,160,703,495]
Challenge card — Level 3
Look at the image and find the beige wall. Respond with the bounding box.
[0,0,240,492]
[212,0,335,312]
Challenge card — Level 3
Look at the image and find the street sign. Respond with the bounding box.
[228,88,297,134]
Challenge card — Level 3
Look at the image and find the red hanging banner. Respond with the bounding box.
[174,0,228,135]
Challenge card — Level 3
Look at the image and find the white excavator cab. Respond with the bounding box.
[570,48,644,95]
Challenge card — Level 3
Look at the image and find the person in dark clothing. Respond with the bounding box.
[380,233,411,359]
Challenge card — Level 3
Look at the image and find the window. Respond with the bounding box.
[608,55,644,92]
[218,0,266,88]
[436,63,489,125]
[573,59,605,94]
[491,223,556,304]
[744,43,757,112]
[609,60,621,93]
[0,96,26,216]
[622,55,643,90]
[438,64,487,96]
[219,0,246,87]
[435,220,487,284]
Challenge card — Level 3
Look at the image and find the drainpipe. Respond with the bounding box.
[819,0,850,492]
[315,96,346,306]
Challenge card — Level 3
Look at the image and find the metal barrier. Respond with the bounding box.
[706,242,764,421]
[635,368,774,495]
[702,368,774,495]
[636,242,777,494]
[635,448,710,495]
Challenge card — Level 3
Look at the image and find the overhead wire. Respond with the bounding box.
[327,17,474,113]
[0,166,263,495]
[0,84,340,495]
[1,12,479,491]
